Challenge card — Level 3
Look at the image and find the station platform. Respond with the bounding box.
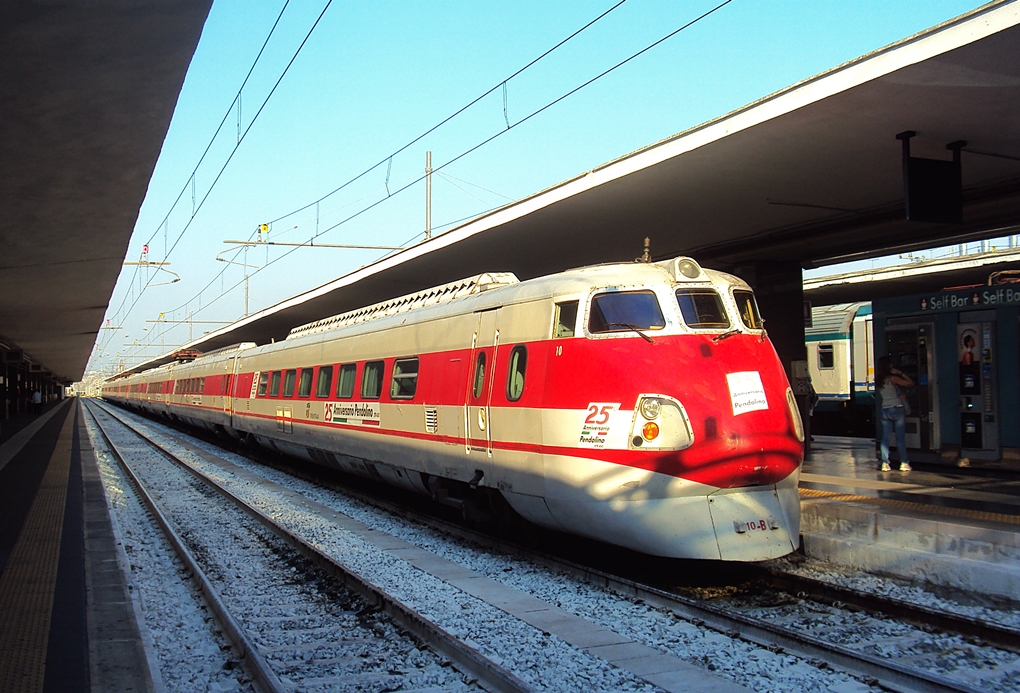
[799,435,1020,602]
[0,398,155,693]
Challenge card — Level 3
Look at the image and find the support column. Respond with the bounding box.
[734,261,811,451]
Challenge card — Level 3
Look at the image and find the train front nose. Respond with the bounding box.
[641,338,800,483]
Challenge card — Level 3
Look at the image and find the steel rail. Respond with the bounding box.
[349,509,992,693]
[83,401,287,693]
[88,400,532,693]
[764,569,1020,655]
[205,427,994,693]
[93,401,999,693]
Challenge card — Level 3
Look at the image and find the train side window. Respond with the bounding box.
[506,346,527,401]
[316,366,333,398]
[269,371,281,397]
[362,361,384,399]
[390,357,419,399]
[298,368,314,398]
[675,289,730,329]
[733,290,763,329]
[283,369,297,397]
[589,291,665,334]
[472,352,486,398]
[200,378,205,394]
[337,364,356,398]
[553,301,578,337]
[818,344,835,369]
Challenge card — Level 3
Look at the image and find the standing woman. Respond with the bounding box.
[876,355,914,472]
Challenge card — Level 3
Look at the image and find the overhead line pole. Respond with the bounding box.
[425,150,432,240]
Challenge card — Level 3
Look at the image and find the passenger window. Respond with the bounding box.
[390,358,419,399]
[200,378,205,393]
[298,368,313,398]
[588,291,665,334]
[316,366,333,398]
[336,363,356,398]
[733,290,763,329]
[283,369,297,397]
[269,371,281,397]
[675,289,730,329]
[473,352,486,398]
[553,301,578,338]
[506,346,527,401]
[818,344,835,369]
[362,361,384,399]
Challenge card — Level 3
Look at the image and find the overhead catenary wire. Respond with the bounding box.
[106,1,293,335]
[265,0,631,227]
[130,1,635,356]
[136,0,736,359]
[99,0,331,356]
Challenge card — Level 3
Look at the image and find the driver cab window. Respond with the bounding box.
[588,291,665,334]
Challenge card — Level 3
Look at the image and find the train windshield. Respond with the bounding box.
[675,289,729,329]
[588,291,665,334]
[733,290,763,329]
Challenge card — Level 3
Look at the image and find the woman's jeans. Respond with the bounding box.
[881,406,908,463]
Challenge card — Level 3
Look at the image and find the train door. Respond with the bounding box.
[957,319,999,459]
[466,309,499,456]
[885,321,939,452]
[223,358,235,414]
[852,311,874,400]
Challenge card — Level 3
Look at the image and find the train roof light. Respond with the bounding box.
[660,257,703,281]
[677,259,702,279]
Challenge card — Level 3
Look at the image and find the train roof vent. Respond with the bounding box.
[286,272,520,339]
[194,342,257,359]
[171,349,202,362]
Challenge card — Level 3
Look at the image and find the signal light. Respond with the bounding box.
[642,422,659,441]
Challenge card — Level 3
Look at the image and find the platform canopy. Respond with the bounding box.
[0,0,212,383]
[804,247,1020,305]
[158,1,1020,369]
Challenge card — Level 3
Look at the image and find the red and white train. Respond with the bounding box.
[103,256,803,561]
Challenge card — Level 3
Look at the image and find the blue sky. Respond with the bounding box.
[93,0,985,374]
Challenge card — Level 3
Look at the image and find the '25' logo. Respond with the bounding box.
[584,403,619,425]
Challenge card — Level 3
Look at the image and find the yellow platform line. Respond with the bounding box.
[799,486,1020,526]
[0,406,75,693]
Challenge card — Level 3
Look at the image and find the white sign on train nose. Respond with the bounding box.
[727,371,768,415]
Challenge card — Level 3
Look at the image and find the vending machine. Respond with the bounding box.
[957,321,999,459]
[885,321,939,452]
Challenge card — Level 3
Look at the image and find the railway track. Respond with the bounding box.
[84,400,527,693]
[91,401,1020,693]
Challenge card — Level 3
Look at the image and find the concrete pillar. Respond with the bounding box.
[734,260,811,451]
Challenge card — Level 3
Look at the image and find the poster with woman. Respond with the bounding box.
[958,325,980,395]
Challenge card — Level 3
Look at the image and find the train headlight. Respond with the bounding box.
[639,397,661,420]
[629,395,693,450]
